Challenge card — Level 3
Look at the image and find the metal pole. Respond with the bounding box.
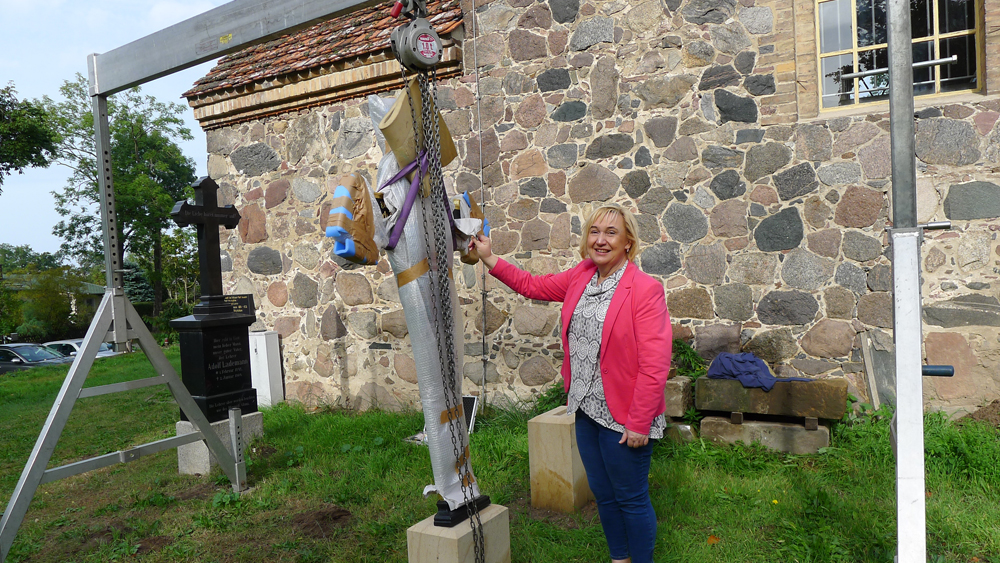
[887,0,926,559]
[888,0,917,229]
[88,66,130,352]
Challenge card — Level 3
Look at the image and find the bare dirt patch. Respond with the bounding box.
[290,505,353,538]
[957,398,1000,427]
[507,493,599,530]
[174,482,217,501]
[135,535,173,555]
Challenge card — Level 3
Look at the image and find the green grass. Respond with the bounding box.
[1,352,999,562]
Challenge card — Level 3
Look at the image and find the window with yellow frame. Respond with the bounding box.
[817,0,981,108]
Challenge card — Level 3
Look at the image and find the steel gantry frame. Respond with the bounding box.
[0,0,955,560]
[0,2,378,560]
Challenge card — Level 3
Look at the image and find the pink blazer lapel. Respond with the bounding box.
[601,262,635,348]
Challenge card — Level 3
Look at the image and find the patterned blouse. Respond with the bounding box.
[566,265,666,439]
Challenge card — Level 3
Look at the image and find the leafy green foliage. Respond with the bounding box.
[682,406,703,425]
[14,266,94,340]
[672,337,707,380]
[40,75,196,312]
[0,83,58,192]
[0,276,22,338]
[527,382,568,418]
[122,259,155,302]
[0,243,63,271]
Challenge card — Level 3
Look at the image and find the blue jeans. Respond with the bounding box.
[575,411,657,563]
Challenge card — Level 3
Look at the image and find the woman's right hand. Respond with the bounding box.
[471,233,498,270]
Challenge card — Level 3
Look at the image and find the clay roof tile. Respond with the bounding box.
[184,0,462,98]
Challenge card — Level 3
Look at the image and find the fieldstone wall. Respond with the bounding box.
[201,0,1000,417]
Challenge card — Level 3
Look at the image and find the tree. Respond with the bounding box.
[41,75,196,315]
[140,227,199,306]
[122,258,155,302]
[0,83,58,193]
[0,243,63,271]
[15,266,92,341]
[0,277,22,339]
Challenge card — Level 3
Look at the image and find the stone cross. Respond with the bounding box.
[171,177,241,309]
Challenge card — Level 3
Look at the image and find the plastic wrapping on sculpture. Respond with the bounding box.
[325,93,483,511]
[374,150,482,510]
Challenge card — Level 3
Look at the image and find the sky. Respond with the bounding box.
[0,0,231,257]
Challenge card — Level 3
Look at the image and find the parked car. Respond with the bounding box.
[0,343,75,374]
[44,339,122,359]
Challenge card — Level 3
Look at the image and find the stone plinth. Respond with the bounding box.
[665,422,697,443]
[528,406,593,512]
[700,416,830,454]
[665,376,693,417]
[249,330,284,407]
[177,411,263,475]
[694,378,848,419]
[407,503,510,563]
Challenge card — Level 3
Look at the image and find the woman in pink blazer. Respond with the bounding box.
[472,203,671,563]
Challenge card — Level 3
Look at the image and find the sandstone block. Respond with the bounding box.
[694,377,848,419]
[528,406,594,512]
[664,376,693,417]
[407,503,510,563]
[700,416,830,454]
[664,423,697,443]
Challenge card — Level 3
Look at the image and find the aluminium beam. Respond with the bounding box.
[887,0,925,559]
[89,0,380,96]
[887,0,917,229]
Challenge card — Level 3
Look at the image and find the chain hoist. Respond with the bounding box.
[389,2,487,562]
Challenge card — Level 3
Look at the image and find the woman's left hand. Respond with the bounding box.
[619,428,649,448]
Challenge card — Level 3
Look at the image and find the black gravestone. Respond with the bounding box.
[170,177,258,422]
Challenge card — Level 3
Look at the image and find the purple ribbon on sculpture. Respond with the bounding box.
[382,150,429,250]
[381,149,462,252]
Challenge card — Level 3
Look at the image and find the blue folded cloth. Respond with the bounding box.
[706,352,811,392]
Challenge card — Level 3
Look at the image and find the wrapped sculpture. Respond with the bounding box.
[325,82,488,519]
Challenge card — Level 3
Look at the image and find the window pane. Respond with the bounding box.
[938,0,975,34]
[940,34,978,92]
[856,0,886,48]
[913,41,934,96]
[821,54,856,107]
[858,48,890,103]
[912,0,932,39]
[820,0,854,53]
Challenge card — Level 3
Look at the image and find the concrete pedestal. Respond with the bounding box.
[249,330,284,407]
[407,503,510,563]
[176,411,263,475]
[527,406,593,512]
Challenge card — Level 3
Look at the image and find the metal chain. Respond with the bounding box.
[427,68,486,561]
[398,62,485,563]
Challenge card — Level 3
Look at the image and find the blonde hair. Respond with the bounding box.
[578,203,640,262]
